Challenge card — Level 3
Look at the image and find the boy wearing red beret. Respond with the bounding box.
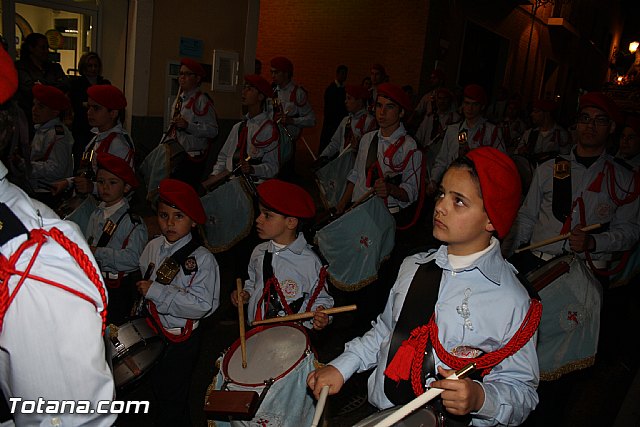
[136,178,220,426]
[617,114,640,169]
[203,74,279,189]
[309,147,541,426]
[232,179,334,330]
[25,85,74,197]
[84,152,148,325]
[516,99,570,161]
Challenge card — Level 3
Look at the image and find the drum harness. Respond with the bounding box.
[233,117,279,173]
[0,202,108,335]
[552,155,639,276]
[383,260,542,423]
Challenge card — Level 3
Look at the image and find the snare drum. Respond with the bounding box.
[315,196,395,290]
[352,405,442,427]
[201,177,255,253]
[315,150,356,208]
[108,318,166,390]
[59,195,97,233]
[206,323,316,427]
[531,255,603,381]
[139,139,184,204]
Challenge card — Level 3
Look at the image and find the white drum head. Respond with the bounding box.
[224,324,309,386]
[353,406,439,427]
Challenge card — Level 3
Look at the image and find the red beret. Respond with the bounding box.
[257,179,315,219]
[579,92,622,124]
[624,114,640,136]
[0,48,18,104]
[270,56,293,74]
[180,58,206,78]
[463,84,488,105]
[96,152,138,188]
[465,147,521,239]
[430,68,446,81]
[345,84,370,101]
[377,82,413,114]
[244,74,273,98]
[532,98,557,112]
[158,178,206,224]
[32,85,70,111]
[87,85,127,110]
[371,63,387,76]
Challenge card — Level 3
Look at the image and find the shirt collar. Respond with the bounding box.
[378,122,407,142]
[0,160,7,179]
[434,237,506,285]
[99,199,127,219]
[35,117,62,132]
[92,122,124,138]
[269,233,307,255]
[161,233,193,254]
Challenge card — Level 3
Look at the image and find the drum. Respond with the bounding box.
[201,177,255,253]
[139,139,185,204]
[315,149,356,208]
[352,405,442,427]
[59,195,97,233]
[206,323,316,427]
[108,318,166,390]
[531,255,603,381]
[315,196,395,290]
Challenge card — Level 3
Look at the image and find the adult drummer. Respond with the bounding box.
[0,47,116,427]
[502,92,640,423]
[51,84,134,196]
[335,82,422,215]
[202,74,279,190]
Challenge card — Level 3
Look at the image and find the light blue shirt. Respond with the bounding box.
[140,234,220,329]
[29,117,74,188]
[330,240,539,426]
[84,198,148,274]
[244,234,334,329]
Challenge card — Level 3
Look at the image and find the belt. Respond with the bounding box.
[165,320,199,335]
[187,150,204,157]
[388,206,400,214]
[102,271,127,280]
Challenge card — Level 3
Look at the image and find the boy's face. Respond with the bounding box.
[433,167,494,255]
[87,98,118,132]
[576,106,615,149]
[96,168,127,207]
[619,126,640,159]
[375,96,402,133]
[157,201,196,243]
[345,94,363,114]
[255,204,297,244]
[462,97,483,121]
[178,65,201,92]
[241,84,262,107]
[32,99,58,125]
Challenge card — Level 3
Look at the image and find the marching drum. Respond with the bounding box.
[205,323,316,427]
[107,318,166,390]
[58,195,97,233]
[352,406,442,427]
[139,139,185,204]
[315,149,356,208]
[201,177,255,253]
[528,254,602,381]
[315,196,395,290]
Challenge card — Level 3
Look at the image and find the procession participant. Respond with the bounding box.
[616,114,640,169]
[136,178,220,426]
[0,47,116,427]
[231,179,334,331]
[84,152,147,325]
[319,64,348,154]
[499,98,527,155]
[516,99,570,160]
[367,63,389,114]
[202,74,279,190]
[308,147,541,426]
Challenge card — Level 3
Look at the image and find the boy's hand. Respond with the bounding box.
[231,289,249,307]
[306,365,344,399]
[50,179,69,196]
[569,224,595,253]
[75,176,94,194]
[136,280,152,297]
[312,306,329,331]
[431,366,484,416]
[374,178,389,199]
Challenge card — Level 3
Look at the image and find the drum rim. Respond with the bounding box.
[221,322,311,387]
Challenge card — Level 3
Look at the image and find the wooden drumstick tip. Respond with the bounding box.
[236,278,248,369]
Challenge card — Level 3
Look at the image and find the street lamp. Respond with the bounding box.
[630,41,639,54]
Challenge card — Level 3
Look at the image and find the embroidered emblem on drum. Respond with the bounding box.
[360,235,371,248]
[560,303,586,331]
[281,279,298,298]
[208,215,216,225]
[328,179,337,191]
[256,413,283,425]
[595,203,612,219]
[456,288,473,331]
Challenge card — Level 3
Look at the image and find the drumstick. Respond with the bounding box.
[251,305,357,326]
[310,385,330,427]
[344,188,376,214]
[514,223,601,254]
[372,363,476,427]
[236,278,248,369]
[131,263,155,317]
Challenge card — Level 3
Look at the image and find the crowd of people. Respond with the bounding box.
[1,29,640,427]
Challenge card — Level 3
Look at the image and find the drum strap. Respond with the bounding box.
[95,210,130,248]
[552,156,572,224]
[364,134,380,182]
[259,251,305,320]
[384,261,441,405]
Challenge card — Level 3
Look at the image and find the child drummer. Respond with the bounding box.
[308,147,541,426]
[231,178,334,330]
[84,152,147,325]
[136,178,220,427]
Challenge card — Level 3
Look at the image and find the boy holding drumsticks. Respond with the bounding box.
[308,147,541,426]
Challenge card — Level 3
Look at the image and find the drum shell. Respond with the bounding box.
[352,405,442,427]
[315,150,356,208]
[59,195,97,233]
[109,318,166,389]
